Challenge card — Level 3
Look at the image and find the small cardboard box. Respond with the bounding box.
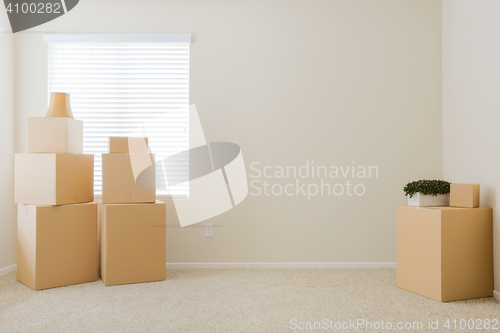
[28,117,83,154]
[17,202,98,291]
[109,137,149,154]
[102,153,155,204]
[450,183,480,208]
[100,202,166,286]
[397,205,493,302]
[15,153,94,205]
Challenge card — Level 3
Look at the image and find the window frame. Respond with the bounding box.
[44,34,191,198]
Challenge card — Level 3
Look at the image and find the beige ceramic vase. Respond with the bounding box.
[46,92,74,118]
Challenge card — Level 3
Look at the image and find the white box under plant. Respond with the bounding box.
[408,192,450,207]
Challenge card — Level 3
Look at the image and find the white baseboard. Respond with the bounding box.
[0,264,17,276]
[494,290,500,302]
[166,262,397,269]
[1,262,397,275]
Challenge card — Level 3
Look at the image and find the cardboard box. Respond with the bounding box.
[97,200,103,278]
[17,202,98,291]
[28,117,83,154]
[109,137,149,153]
[100,202,166,286]
[15,153,94,205]
[397,205,493,302]
[450,183,480,208]
[102,153,155,204]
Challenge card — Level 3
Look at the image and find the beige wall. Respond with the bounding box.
[12,0,442,266]
[442,0,500,294]
[0,11,16,270]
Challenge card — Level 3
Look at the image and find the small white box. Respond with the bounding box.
[408,192,450,207]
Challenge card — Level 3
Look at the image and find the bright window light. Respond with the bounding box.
[44,34,190,196]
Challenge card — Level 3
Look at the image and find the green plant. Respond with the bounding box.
[404,179,451,198]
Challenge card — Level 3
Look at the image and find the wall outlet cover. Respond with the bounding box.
[205,224,213,237]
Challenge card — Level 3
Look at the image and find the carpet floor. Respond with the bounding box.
[0,269,498,332]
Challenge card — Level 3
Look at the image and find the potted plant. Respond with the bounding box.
[404,179,451,207]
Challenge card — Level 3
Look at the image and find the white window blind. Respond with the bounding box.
[44,34,190,196]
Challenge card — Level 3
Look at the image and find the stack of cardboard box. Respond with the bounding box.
[15,93,97,291]
[397,184,493,302]
[100,136,166,286]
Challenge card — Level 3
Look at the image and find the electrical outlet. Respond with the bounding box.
[205,224,213,237]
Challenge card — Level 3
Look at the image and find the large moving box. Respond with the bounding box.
[15,153,94,205]
[101,202,166,286]
[28,117,83,154]
[397,205,493,302]
[17,202,98,291]
[102,153,155,204]
[96,200,103,278]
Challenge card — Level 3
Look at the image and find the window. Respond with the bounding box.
[44,34,190,196]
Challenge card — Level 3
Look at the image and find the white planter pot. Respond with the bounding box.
[408,192,450,207]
